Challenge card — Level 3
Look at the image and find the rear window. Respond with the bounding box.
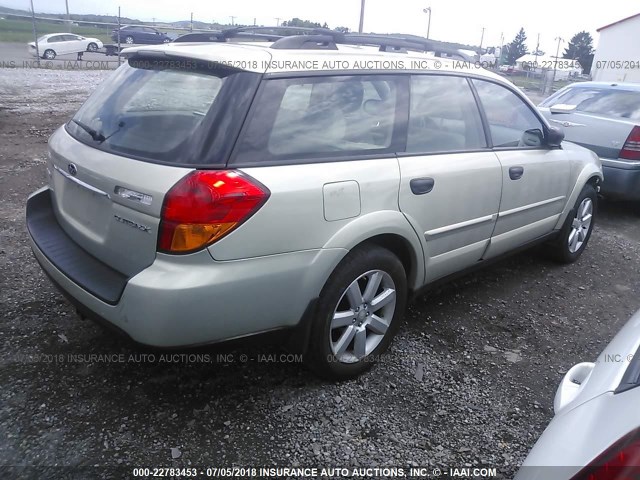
[66,58,260,166]
[541,87,640,120]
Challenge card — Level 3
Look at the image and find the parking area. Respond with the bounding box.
[1,66,640,477]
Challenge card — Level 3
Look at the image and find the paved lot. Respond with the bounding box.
[1,67,640,478]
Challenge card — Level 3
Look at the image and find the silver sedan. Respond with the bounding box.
[517,309,640,479]
[539,82,640,201]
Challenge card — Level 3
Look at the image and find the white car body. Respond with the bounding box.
[517,309,640,479]
[28,33,103,59]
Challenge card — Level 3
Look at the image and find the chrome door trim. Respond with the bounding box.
[425,213,497,238]
[498,195,565,218]
[53,164,110,199]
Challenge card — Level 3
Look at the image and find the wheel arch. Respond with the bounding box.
[321,211,425,291]
[554,165,603,230]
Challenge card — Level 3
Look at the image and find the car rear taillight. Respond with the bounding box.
[620,126,640,161]
[570,428,640,480]
[158,170,269,254]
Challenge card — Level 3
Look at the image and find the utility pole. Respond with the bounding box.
[358,0,365,33]
[231,16,236,26]
[479,27,485,51]
[253,17,256,26]
[65,0,70,23]
[534,33,540,66]
[423,7,431,40]
[275,17,280,27]
[552,36,564,85]
[30,0,40,66]
[190,12,193,32]
[117,6,121,65]
[498,32,504,66]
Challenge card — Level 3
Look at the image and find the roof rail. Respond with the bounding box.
[270,34,338,50]
[342,34,474,60]
[171,26,474,61]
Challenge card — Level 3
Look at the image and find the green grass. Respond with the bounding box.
[0,18,112,43]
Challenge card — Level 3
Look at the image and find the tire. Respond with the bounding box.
[546,183,597,263]
[125,36,134,44]
[163,38,171,43]
[43,49,56,60]
[87,42,98,52]
[305,245,407,380]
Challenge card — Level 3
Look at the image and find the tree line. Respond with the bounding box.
[504,28,595,73]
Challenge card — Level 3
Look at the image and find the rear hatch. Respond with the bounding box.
[49,48,265,277]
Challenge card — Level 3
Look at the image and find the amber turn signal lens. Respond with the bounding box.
[168,223,236,252]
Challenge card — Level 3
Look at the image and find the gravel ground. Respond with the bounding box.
[1,68,640,479]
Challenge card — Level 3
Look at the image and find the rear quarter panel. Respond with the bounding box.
[208,159,425,289]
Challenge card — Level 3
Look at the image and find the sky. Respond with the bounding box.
[3,0,639,54]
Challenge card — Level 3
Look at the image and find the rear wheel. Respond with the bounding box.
[546,183,597,263]
[305,245,407,380]
[125,36,134,44]
[43,49,56,60]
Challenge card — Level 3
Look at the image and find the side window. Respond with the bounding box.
[48,36,62,43]
[407,75,486,153]
[472,79,545,148]
[234,75,401,163]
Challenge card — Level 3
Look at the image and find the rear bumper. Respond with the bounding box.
[601,159,640,200]
[27,187,345,347]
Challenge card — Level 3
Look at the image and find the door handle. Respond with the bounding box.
[410,177,435,195]
[509,166,524,180]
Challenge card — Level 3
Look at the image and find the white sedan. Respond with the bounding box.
[28,33,103,60]
[516,309,640,479]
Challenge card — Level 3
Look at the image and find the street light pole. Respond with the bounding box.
[479,27,485,51]
[423,7,431,40]
[30,0,39,66]
[552,36,563,84]
[358,0,365,33]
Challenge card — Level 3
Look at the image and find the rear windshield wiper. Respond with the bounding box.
[71,119,106,143]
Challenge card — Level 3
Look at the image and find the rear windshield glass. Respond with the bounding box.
[540,87,640,120]
[66,58,259,165]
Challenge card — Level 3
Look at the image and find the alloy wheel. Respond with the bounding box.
[568,197,593,253]
[329,270,396,364]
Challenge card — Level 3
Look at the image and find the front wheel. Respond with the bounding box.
[546,183,597,263]
[305,245,407,380]
[43,49,56,60]
[124,36,134,44]
[87,42,98,52]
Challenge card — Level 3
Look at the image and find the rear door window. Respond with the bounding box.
[407,75,486,153]
[233,75,406,165]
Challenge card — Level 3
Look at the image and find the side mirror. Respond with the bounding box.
[546,125,565,147]
[521,129,544,147]
[549,104,577,114]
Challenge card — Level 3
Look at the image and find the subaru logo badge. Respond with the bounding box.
[67,163,78,176]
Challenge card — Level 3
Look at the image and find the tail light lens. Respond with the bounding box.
[570,428,640,480]
[620,126,640,161]
[158,170,269,254]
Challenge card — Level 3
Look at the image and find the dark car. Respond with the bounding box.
[111,25,172,45]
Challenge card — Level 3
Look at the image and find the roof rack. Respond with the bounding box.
[172,26,474,61]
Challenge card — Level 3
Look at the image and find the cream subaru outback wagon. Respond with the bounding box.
[26,28,603,379]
